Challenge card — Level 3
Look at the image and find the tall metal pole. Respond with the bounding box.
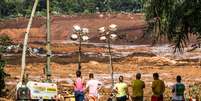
[107,34,114,88]
[20,0,39,83]
[199,58,201,68]
[45,0,51,82]
[78,33,82,71]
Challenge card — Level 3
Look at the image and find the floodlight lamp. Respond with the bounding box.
[82,28,89,34]
[109,24,117,31]
[110,34,117,40]
[100,36,107,41]
[98,27,106,33]
[106,32,110,35]
[82,35,89,41]
[71,34,78,40]
[73,25,81,32]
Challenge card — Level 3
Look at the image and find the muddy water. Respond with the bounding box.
[2,44,155,65]
[3,43,201,66]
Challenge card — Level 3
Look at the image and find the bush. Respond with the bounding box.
[0,35,12,46]
[0,35,12,53]
[0,59,6,95]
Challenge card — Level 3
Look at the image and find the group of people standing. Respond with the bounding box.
[73,70,185,101]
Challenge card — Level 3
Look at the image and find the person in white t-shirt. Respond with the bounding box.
[85,73,102,101]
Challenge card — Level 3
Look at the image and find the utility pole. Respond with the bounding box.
[78,32,82,70]
[45,0,52,82]
[98,25,117,101]
[20,0,39,83]
[107,35,114,87]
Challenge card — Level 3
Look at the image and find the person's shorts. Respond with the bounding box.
[151,95,163,101]
[116,95,127,101]
[132,96,143,101]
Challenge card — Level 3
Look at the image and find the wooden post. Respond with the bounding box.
[20,0,39,83]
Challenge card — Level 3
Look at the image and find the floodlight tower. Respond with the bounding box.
[70,25,89,71]
[98,24,118,87]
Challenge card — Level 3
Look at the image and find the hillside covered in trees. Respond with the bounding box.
[0,0,144,18]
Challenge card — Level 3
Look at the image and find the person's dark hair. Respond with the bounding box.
[153,73,159,79]
[176,75,181,82]
[76,70,81,77]
[89,73,94,79]
[136,73,141,79]
[119,75,123,82]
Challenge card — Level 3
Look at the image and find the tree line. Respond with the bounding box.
[0,0,144,18]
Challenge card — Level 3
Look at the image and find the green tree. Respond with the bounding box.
[107,0,144,12]
[50,0,83,14]
[168,0,201,52]
[0,58,6,95]
[0,0,144,18]
[144,0,201,52]
[144,0,176,44]
[0,35,12,52]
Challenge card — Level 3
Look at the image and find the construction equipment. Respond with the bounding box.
[16,0,58,100]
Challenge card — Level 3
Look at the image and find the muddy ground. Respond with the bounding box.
[1,43,201,101]
[0,13,148,44]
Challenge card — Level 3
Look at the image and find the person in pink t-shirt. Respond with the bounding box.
[74,70,85,101]
[86,73,102,101]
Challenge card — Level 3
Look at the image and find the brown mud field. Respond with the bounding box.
[0,13,201,101]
